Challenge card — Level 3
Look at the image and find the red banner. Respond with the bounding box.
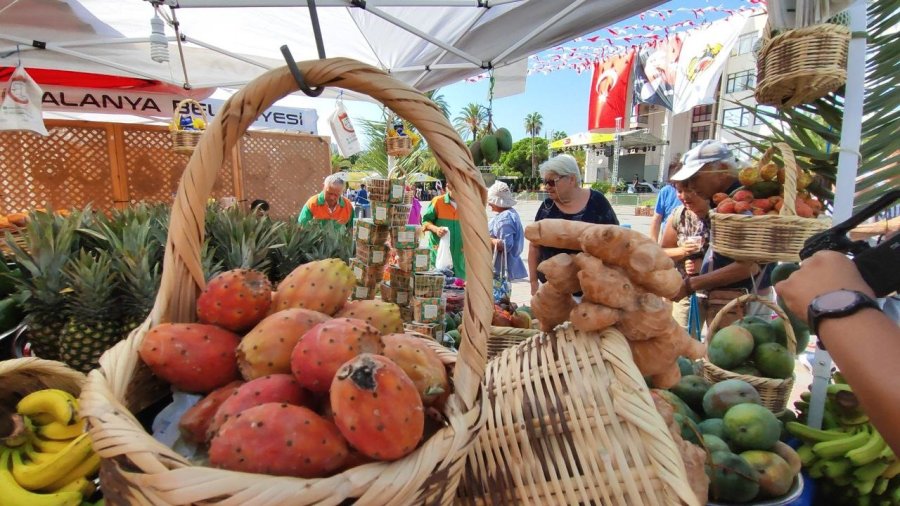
[587,49,635,131]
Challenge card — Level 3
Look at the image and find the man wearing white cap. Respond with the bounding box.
[668,140,773,325]
[488,181,528,282]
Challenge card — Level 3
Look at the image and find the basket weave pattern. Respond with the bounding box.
[710,143,830,263]
[755,24,849,108]
[700,294,797,413]
[80,58,493,506]
[169,99,208,155]
[459,327,699,505]
[0,358,85,409]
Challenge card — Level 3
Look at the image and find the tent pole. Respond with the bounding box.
[361,5,483,66]
[173,0,496,7]
[183,36,274,70]
[493,0,587,63]
[657,108,672,183]
[806,0,867,431]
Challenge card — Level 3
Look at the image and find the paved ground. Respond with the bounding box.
[506,197,813,402]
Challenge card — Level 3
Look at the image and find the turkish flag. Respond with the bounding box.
[587,50,635,131]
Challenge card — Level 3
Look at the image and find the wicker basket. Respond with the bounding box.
[79,57,493,506]
[169,99,208,155]
[755,24,850,108]
[386,127,413,157]
[366,177,392,202]
[700,293,797,413]
[485,326,538,359]
[710,143,830,263]
[459,326,699,505]
[0,358,85,412]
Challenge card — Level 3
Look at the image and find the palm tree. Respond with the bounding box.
[330,153,351,173]
[524,112,543,177]
[425,89,451,119]
[454,103,487,142]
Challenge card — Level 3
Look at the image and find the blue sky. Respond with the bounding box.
[345,0,752,147]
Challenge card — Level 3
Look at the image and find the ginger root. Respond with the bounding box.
[579,225,674,274]
[650,362,682,389]
[569,302,620,332]
[576,263,636,310]
[618,292,674,340]
[631,267,683,299]
[525,219,593,251]
[531,283,576,332]
[537,254,581,295]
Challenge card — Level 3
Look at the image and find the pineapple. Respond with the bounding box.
[4,209,83,360]
[59,250,121,372]
[205,206,284,274]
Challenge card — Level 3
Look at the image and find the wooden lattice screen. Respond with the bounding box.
[0,120,331,220]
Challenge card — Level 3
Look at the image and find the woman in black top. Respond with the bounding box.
[528,154,618,295]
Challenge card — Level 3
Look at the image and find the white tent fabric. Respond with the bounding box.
[0,0,664,96]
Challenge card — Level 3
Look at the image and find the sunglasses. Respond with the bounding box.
[542,176,567,188]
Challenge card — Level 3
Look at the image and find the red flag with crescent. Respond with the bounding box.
[587,49,635,131]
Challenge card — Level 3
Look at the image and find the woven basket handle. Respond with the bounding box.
[170,99,209,130]
[706,293,797,355]
[766,142,799,217]
[152,58,491,412]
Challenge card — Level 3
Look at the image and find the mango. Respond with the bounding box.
[677,356,696,377]
[770,263,800,284]
[653,389,702,424]
[703,379,761,418]
[771,316,810,356]
[703,434,731,454]
[468,140,484,166]
[708,325,755,370]
[738,319,777,348]
[495,127,513,152]
[731,364,761,376]
[754,343,795,379]
[741,450,794,498]
[705,451,760,503]
[749,180,782,199]
[670,374,711,413]
[698,418,727,439]
[674,413,701,445]
[480,135,499,163]
[724,403,782,451]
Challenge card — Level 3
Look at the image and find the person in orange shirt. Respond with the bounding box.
[297,174,354,229]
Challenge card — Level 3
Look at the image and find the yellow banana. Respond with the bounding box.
[812,429,870,459]
[31,435,74,454]
[846,429,886,466]
[21,441,56,465]
[43,452,100,491]
[17,389,79,426]
[33,420,85,441]
[45,475,96,496]
[0,448,82,506]
[11,433,94,490]
[879,459,900,479]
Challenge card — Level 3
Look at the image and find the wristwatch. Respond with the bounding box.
[807,289,880,336]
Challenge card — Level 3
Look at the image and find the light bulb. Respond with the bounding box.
[150,15,169,63]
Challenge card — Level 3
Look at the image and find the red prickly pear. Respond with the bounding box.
[381,333,449,406]
[197,269,272,332]
[335,300,403,335]
[138,323,240,393]
[209,403,349,478]
[330,354,424,461]
[208,374,311,438]
[236,308,331,380]
[272,259,355,316]
[179,381,243,444]
[290,318,383,393]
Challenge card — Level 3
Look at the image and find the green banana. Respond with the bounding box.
[787,421,849,443]
[813,429,871,459]
[831,473,852,487]
[822,458,853,479]
[827,383,853,395]
[847,429,887,466]
[879,444,895,460]
[832,371,848,384]
[16,390,79,426]
[880,459,900,479]
[10,433,94,490]
[809,459,828,479]
[797,444,817,466]
[855,460,892,482]
[0,448,81,506]
[873,477,889,496]
[837,412,871,427]
[854,477,877,496]
[800,391,812,402]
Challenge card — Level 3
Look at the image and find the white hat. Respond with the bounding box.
[670,139,734,181]
[487,181,517,208]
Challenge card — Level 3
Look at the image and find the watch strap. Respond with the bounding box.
[808,290,879,336]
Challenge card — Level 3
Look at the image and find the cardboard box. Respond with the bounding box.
[391,225,420,250]
[388,179,406,204]
[412,296,445,324]
[371,202,392,225]
[355,219,389,245]
[350,258,382,287]
[351,283,378,300]
[413,272,445,298]
[356,241,387,266]
[404,322,443,342]
[388,265,412,292]
[380,281,411,306]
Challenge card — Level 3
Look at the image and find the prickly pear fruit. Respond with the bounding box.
[381,333,449,406]
[733,189,754,203]
[179,381,243,444]
[335,300,403,335]
[291,318,383,393]
[236,308,331,380]
[208,374,311,438]
[138,323,240,393]
[331,354,424,461]
[197,269,272,332]
[272,259,355,316]
[712,193,729,205]
[209,403,348,478]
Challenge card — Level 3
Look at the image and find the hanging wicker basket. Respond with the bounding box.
[386,118,413,157]
[169,99,208,155]
[710,143,830,263]
[80,58,493,506]
[459,326,700,505]
[755,23,850,108]
[699,293,797,413]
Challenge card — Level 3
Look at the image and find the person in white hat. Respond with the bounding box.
[669,139,739,199]
[488,181,528,281]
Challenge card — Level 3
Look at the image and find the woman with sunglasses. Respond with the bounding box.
[528,154,618,295]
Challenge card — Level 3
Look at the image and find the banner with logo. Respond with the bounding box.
[34,86,317,133]
[632,34,684,110]
[672,13,747,114]
[587,49,635,131]
[0,65,49,135]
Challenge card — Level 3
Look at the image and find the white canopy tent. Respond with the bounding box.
[0,0,664,98]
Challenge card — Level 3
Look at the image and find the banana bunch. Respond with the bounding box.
[0,389,100,506]
[789,377,899,505]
